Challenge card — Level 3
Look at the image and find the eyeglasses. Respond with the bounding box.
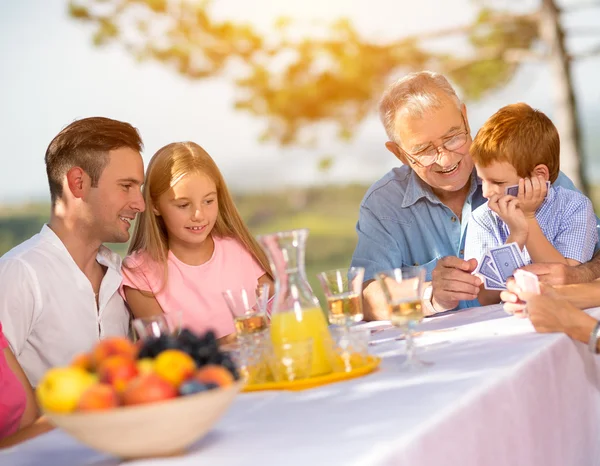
[399,113,470,168]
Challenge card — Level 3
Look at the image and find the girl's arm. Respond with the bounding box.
[123,287,165,319]
[526,219,579,266]
[257,273,274,297]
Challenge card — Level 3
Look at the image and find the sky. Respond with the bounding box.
[1,0,599,203]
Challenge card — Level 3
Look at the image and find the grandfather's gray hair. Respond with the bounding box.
[379,71,462,143]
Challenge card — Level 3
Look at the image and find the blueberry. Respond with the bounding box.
[205,383,219,390]
[179,380,208,396]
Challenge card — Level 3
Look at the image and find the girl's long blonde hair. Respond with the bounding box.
[126,142,272,282]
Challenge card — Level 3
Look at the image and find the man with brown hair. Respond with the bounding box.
[0,117,146,386]
[465,103,597,305]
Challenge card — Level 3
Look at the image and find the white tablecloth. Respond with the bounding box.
[3,305,600,466]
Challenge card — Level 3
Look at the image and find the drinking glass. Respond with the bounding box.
[317,267,365,329]
[267,338,314,382]
[221,333,272,385]
[324,327,370,373]
[132,311,182,341]
[223,283,270,338]
[375,267,431,369]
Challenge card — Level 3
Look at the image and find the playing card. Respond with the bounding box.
[475,253,502,284]
[489,243,523,283]
[483,276,506,290]
[514,269,540,295]
[504,181,551,197]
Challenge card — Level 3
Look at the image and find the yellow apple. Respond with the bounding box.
[37,367,97,413]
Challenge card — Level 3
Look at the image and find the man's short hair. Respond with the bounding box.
[470,103,560,183]
[45,117,143,204]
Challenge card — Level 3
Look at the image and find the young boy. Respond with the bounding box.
[465,102,597,305]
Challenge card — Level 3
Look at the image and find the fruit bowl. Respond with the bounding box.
[44,381,242,459]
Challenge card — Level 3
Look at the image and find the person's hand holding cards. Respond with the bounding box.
[474,242,525,290]
[504,176,549,218]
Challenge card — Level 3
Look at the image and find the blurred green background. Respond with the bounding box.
[0,184,367,306]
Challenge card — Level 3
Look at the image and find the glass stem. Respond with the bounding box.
[405,326,415,364]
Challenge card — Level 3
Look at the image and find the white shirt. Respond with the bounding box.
[0,225,130,386]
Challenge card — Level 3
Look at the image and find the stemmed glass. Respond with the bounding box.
[375,267,431,369]
[132,311,183,341]
[222,283,271,338]
[317,267,365,330]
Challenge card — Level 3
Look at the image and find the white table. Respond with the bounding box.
[4,305,600,466]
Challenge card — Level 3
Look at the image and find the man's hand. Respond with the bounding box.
[519,262,595,286]
[362,279,391,321]
[431,256,481,312]
[517,176,547,218]
[488,194,528,248]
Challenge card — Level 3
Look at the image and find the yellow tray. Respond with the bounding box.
[242,356,381,392]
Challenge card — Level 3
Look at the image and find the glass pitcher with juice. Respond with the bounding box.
[258,229,332,377]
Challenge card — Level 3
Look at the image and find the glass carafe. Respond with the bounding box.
[258,229,332,377]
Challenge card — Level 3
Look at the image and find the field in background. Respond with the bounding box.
[0,184,368,305]
[4,183,600,306]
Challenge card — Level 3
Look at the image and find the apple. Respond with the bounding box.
[122,374,178,406]
[92,337,137,367]
[77,383,120,411]
[98,355,139,393]
[36,367,97,413]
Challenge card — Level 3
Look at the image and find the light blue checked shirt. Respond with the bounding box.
[464,185,598,266]
[350,166,598,310]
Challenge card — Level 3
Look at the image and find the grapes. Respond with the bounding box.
[179,380,209,396]
[136,328,239,379]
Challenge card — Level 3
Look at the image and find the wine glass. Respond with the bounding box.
[222,283,270,339]
[375,267,431,369]
[317,267,365,330]
[132,311,182,341]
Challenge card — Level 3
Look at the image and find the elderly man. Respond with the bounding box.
[0,117,146,386]
[350,71,600,320]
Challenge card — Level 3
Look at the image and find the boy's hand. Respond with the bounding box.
[488,194,528,247]
[517,176,547,218]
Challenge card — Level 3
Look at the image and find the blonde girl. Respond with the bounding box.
[121,142,273,341]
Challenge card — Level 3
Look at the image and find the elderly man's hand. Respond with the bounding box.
[526,294,581,334]
[362,279,391,321]
[431,256,481,312]
[518,262,593,286]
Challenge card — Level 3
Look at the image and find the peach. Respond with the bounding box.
[98,355,139,393]
[77,383,120,411]
[71,352,94,372]
[195,364,234,388]
[122,374,178,406]
[153,350,196,387]
[92,337,138,367]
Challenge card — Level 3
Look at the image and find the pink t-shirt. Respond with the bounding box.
[0,322,27,439]
[121,236,266,338]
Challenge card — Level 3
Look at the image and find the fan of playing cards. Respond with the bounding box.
[475,242,540,293]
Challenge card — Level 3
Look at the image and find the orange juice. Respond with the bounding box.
[270,307,332,377]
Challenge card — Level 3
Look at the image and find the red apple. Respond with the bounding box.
[122,374,178,406]
[77,383,120,411]
[92,337,138,367]
[98,355,139,393]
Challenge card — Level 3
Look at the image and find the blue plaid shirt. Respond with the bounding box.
[464,185,598,265]
[350,166,598,310]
